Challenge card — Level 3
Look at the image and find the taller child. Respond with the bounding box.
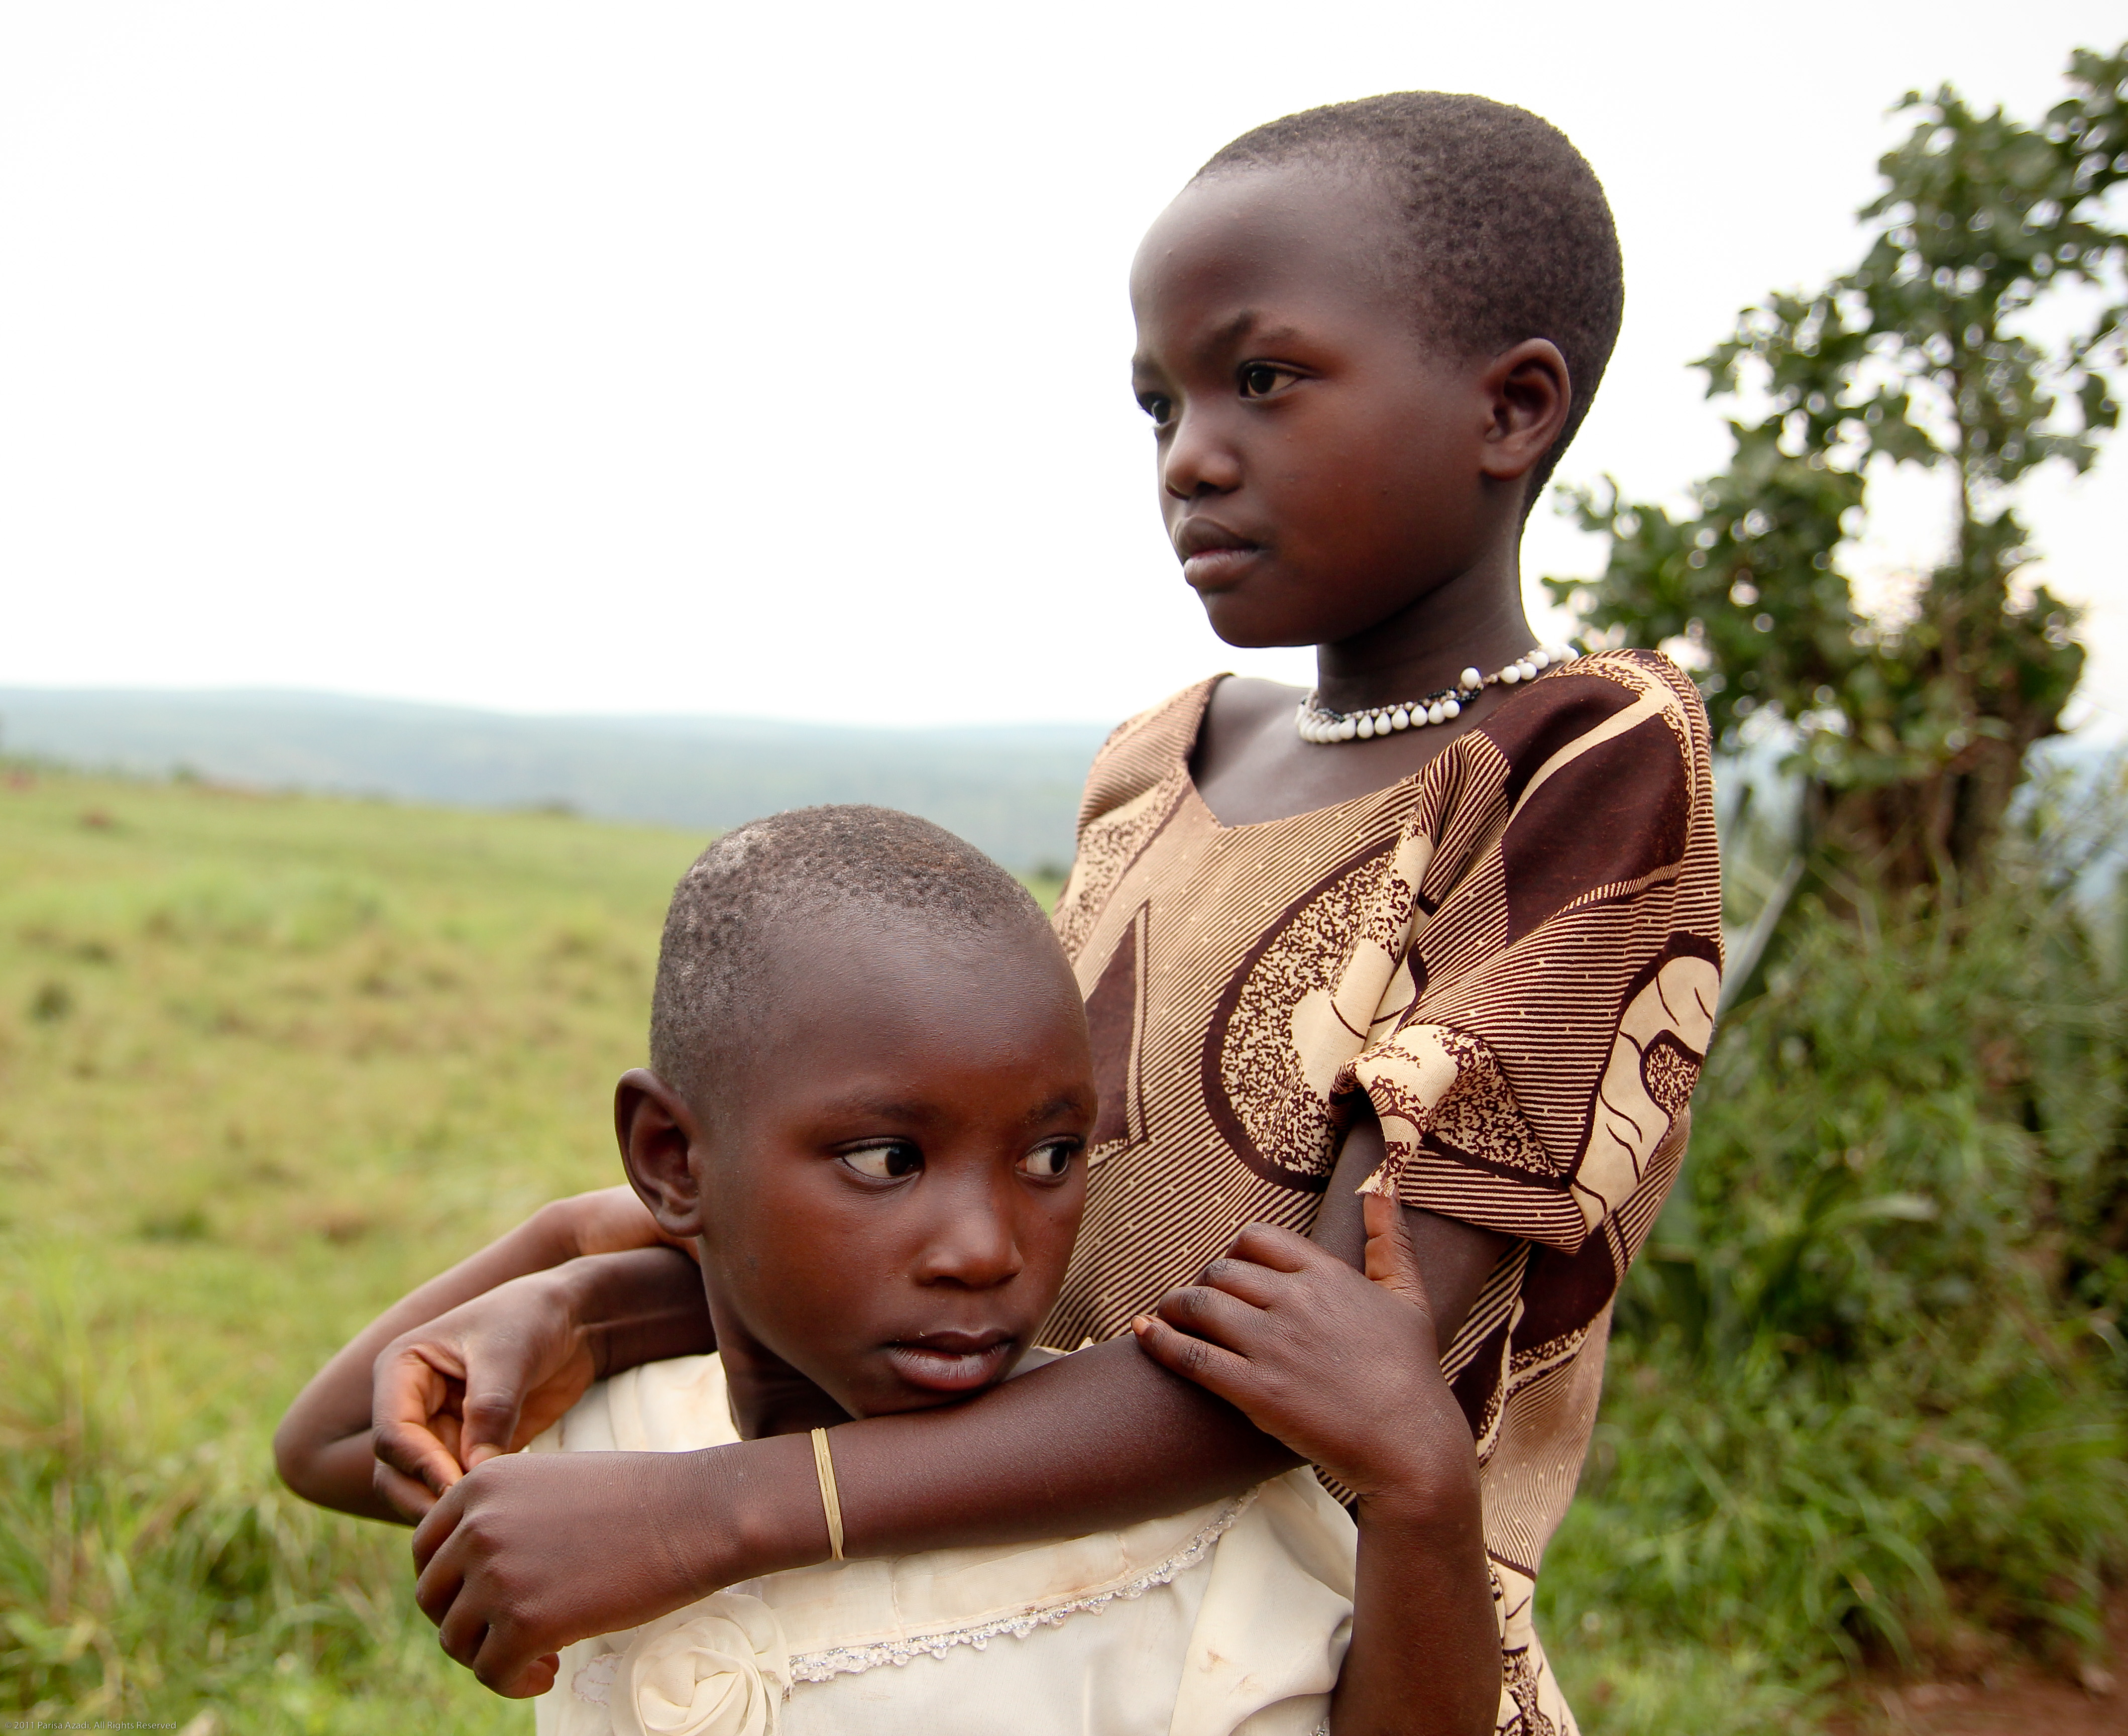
[375,92,1723,1735]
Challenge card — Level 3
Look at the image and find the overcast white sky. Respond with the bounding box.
[1,3,2121,729]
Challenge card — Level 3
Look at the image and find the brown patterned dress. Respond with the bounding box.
[1041,648,1723,1736]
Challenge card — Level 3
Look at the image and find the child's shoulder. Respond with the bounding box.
[1062,650,1712,881]
[1569,644,1711,728]
[1093,675,1223,768]
[1468,646,1714,817]
[1071,676,1221,835]
[1496,646,1709,741]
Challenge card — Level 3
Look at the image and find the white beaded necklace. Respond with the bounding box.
[1295,644,1574,744]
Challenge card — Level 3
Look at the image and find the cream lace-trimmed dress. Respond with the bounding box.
[528,1354,1356,1736]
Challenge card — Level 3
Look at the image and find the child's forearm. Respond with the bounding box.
[836,1332,1300,1552]
[409,1331,1304,1691]
[1333,1486,1498,1736]
[273,1187,703,1520]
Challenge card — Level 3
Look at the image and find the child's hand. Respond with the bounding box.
[411,1451,684,1696]
[371,1244,710,1521]
[409,1433,816,1697]
[1132,1194,1475,1507]
[371,1266,602,1520]
[410,1449,702,1695]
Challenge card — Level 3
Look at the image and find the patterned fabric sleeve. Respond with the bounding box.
[1332,650,1723,1253]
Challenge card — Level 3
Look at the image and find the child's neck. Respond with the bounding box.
[1313,545,1536,716]
[701,1288,855,1440]
[1189,552,1538,830]
[717,1339,852,1441]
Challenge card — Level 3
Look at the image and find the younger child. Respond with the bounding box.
[286,804,1496,1736]
[546,805,1497,1734]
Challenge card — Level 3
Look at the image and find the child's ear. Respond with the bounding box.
[1477,337,1572,484]
[614,1068,707,1239]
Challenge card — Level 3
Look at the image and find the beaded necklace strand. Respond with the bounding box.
[1295,644,1574,744]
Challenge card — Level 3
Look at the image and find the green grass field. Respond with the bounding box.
[0,770,731,1730]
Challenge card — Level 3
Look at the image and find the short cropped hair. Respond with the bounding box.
[649,805,1047,1109]
[1198,92,1623,495]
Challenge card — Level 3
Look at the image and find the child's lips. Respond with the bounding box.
[883,1333,1018,1394]
[1180,545,1263,591]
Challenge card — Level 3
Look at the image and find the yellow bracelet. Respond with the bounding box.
[810,1427,844,1562]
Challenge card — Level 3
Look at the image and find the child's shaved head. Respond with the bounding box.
[1197,92,1622,490]
[649,805,1048,1109]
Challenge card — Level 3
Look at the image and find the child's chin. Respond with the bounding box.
[858,1385,991,1418]
[1198,594,1319,654]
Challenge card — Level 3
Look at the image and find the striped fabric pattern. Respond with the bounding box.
[1041,649,1723,1736]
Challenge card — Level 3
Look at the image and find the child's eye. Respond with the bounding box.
[1018,1140,1078,1180]
[840,1142,923,1180]
[1238,363,1295,399]
[1137,392,1173,426]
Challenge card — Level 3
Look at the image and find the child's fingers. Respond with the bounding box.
[511,1653,563,1700]
[435,1592,492,1674]
[1151,1281,1268,1355]
[1220,1221,1321,1273]
[472,1624,559,1698]
[414,1549,468,1647]
[458,1372,527,1469]
[374,1415,467,1500]
[371,1348,467,1494]
[374,1335,468,1404]
[1362,1191,1437,1318]
[410,1478,467,1577]
[373,1455,441,1522]
[428,1407,466,1466]
[374,1338,488,1490]
[1189,1252,1294,1310]
[1130,1313,1258,1402]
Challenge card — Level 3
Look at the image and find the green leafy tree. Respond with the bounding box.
[1550,44,2126,890]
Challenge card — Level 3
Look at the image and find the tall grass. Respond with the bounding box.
[0,771,707,1728]
[0,1257,524,1733]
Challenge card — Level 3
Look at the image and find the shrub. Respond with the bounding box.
[1546,809,2128,1726]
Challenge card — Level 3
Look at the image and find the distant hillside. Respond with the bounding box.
[0,688,1115,871]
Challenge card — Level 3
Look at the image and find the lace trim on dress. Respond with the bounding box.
[571,1650,622,1704]
[785,1491,1258,1685]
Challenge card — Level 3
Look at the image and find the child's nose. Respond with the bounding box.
[914,1198,1025,1290]
[1161,410,1242,499]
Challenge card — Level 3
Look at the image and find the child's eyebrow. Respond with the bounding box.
[813,1092,937,1126]
[1021,1094,1093,1128]
[806,1090,1091,1132]
[1215,312,1319,356]
[1134,310,1312,376]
